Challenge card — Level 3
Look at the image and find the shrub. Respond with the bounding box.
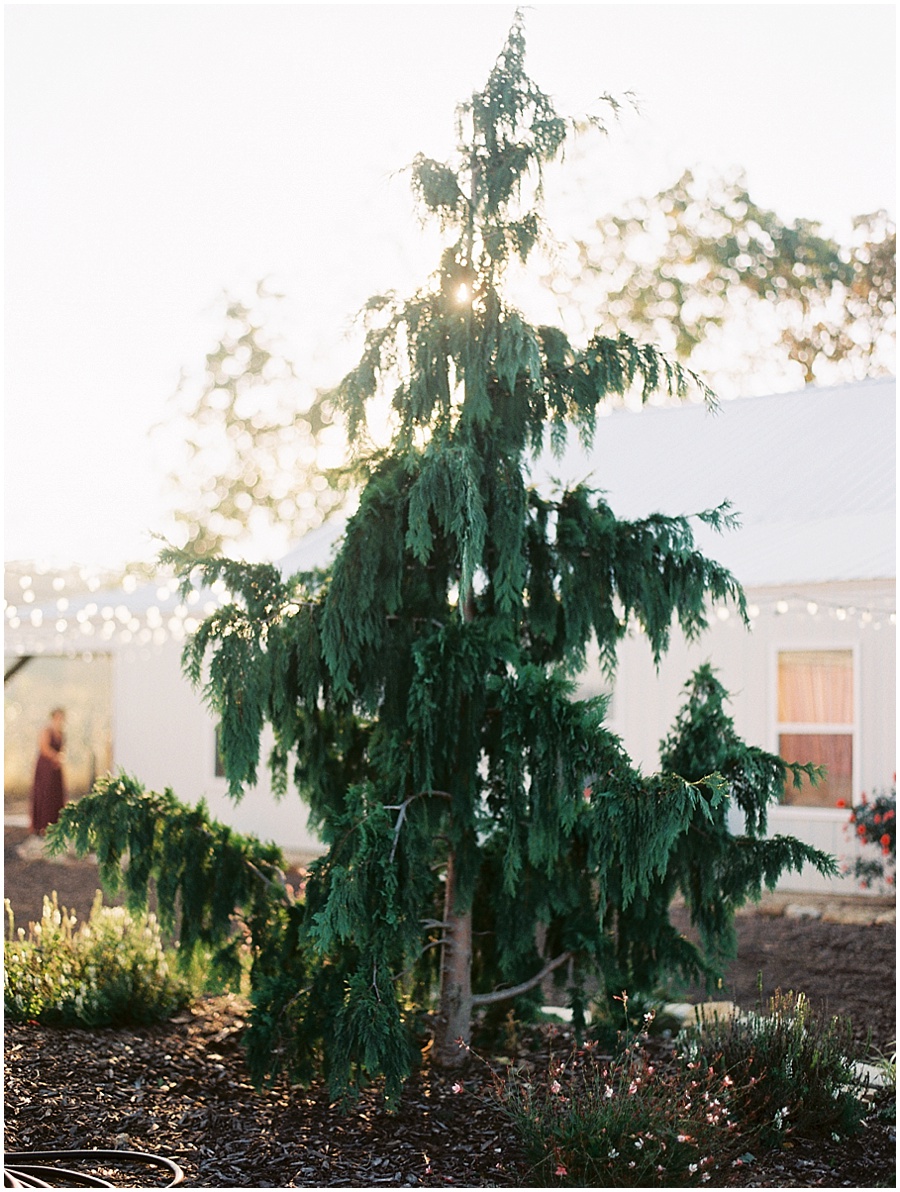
[679,990,867,1146]
[840,786,896,893]
[495,992,868,1186]
[871,1043,897,1124]
[4,891,191,1027]
[493,1017,744,1187]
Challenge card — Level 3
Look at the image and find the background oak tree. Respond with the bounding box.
[158,284,344,559]
[548,168,895,392]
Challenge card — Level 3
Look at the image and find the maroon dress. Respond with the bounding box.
[31,729,66,834]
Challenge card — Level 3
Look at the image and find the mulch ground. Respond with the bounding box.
[668,903,896,1055]
[3,826,897,1187]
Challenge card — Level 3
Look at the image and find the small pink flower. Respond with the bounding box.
[549,1080,562,1095]
[451,1081,463,1094]
[555,1164,567,1177]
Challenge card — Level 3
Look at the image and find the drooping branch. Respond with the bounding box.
[471,950,572,1007]
[387,790,454,862]
[392,937,449,984]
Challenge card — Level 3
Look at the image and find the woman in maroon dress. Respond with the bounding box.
[31,707,67,835]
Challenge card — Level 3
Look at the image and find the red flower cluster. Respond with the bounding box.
[841,786,896,892]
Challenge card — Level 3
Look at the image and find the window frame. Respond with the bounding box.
[769,640,860,815]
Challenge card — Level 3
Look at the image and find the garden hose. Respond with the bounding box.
[3,1149,184,1188]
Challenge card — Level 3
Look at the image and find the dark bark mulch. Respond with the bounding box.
[5,996,525,1188]
[4,999,895,1188]
[3,826,896,1187]
[669,904,896,1055]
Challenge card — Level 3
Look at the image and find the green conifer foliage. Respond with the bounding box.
[57,15,834,1104]
[602,664,833,999]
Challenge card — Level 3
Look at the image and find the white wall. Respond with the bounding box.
[578,579,896,893]
[112,640,324,856]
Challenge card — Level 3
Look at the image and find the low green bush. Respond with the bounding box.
[680,989,868,1146]
[493,1025,741,1186]
[4,891,191,1027]
[494,991,869,1186]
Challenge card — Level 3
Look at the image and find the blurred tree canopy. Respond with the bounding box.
[161,174,893,559]
[549,169,895,391]
[159,285,346,558]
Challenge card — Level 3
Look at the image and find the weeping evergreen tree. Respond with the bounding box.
[54,15,834,1102]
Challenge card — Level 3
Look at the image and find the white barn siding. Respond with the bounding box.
[580,578,896,893]
[112,640,323,856]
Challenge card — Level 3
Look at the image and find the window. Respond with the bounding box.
[777,649,854,807]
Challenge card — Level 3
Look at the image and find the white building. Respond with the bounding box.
[5,379,895,887]
[546,376,896,891]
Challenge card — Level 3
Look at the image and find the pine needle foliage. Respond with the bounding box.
[80,13,837,1102]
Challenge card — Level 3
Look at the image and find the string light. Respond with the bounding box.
[5,560,896,658]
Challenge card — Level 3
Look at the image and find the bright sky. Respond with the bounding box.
[4,2,896,570]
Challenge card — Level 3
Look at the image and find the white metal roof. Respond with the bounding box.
[530,376,896,587]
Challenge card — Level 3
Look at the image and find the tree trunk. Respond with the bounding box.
[432,850,473,1068]
[432,577,477,1070]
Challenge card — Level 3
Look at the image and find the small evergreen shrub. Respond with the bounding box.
[679,990,867,1145]
[4,892,191,1027]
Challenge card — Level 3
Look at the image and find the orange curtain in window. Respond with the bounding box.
[779,732,853,807]
[778,651,853,724]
